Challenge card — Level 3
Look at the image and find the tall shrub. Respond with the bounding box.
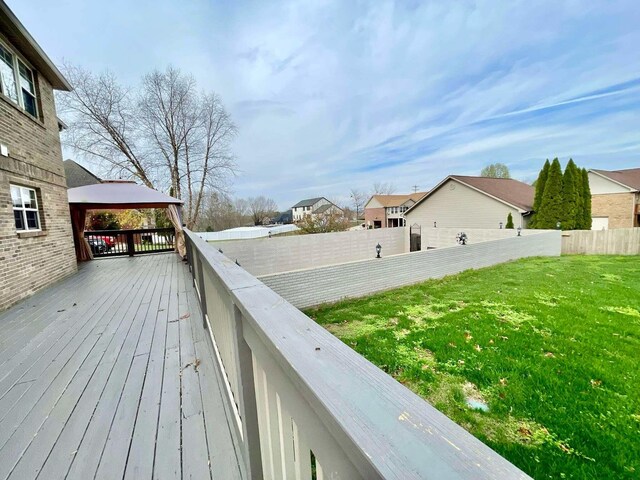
[581,168,592,229]
[505,212,514,229]
[561,159,579,229]
[536,158,564,229]
[530,159,550,227]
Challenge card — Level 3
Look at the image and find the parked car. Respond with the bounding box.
[87,238,107,255]
[96,235,117,251]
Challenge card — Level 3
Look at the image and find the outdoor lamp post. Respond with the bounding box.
[517,226,522,236]
[376,243,382,258]
[556,221,561,230]
[499,222,503,229]
[433,221,437,228]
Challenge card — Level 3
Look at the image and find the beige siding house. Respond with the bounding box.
[404,176,534,229]
[588,169,639,229]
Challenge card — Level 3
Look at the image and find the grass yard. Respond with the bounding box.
[305,256,640,479]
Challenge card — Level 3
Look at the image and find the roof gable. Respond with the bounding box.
[590,168,640,191]
[366,192,428,208]
[292,197,325,208]
[407,176,534,214]
[64,160,102,188]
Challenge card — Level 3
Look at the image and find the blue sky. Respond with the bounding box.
[10,0,640,209]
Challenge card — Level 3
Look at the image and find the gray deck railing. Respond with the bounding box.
[183,229,531,480]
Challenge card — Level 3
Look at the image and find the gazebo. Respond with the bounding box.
[68,182,184,261]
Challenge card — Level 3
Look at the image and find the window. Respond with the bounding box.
[0,42,38,117]
[11,185,41,231]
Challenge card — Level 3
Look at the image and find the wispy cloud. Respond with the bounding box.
[10,0,640,208]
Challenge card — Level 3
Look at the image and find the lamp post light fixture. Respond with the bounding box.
[375,243,382,258]
[268,230,272,238]
[556,221,561,230]
[499,222,503,229]
[433,221,437,228]
[517,226,522,236]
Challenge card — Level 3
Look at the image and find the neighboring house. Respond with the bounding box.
[588,168,640,229]
[364,192,427,228]
[0,0,76,310]
[63,159,101,188]
[312,203,344,217]
[291,197,342,221]
[273,209,293,224]
[405,176,534,229]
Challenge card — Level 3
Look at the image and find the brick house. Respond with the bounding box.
[364,192,427,228]
[0,1,76,311]
[588,168,640,229]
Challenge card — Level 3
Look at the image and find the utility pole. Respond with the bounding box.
[412,184,419,193]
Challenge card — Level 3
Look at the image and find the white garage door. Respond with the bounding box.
[592,217,609,230]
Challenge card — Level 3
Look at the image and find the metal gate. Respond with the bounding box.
[410,223,421,252]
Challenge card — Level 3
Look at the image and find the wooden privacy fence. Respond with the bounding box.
[183,229,530,480]
[562,228,640,255]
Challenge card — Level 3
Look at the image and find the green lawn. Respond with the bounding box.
[305,256,640,479]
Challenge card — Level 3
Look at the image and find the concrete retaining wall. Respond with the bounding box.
[261,231,562,309]
[212,227,407,276]
[562,228,640,255]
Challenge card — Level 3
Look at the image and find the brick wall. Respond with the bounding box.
[0,43,77,311]
[591,193,636,229]
[212,227,407,276]
[260,231,561,309]
[364,207,385,227]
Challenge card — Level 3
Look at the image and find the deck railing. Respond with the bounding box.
[84,227,175,257]
[184,228,530,480]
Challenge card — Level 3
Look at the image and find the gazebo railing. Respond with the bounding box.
[85,227,175,257]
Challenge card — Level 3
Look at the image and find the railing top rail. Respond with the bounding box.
[85,227,175,235]
[184,228,530,480]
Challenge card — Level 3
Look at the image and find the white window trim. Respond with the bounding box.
[0,39,38,118]
[11,184,42,232]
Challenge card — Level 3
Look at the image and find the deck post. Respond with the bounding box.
[126,231,135,256]
[232,305,263,479]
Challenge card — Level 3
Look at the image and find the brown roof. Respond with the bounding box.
[591,168,640,191]
[407,176,534,214]
[369,192,428,208]
[451,176,534,211]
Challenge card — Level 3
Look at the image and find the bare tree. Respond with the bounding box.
[59,64,154,187]
[59,64,237,228]
[349,188,367,220]
[372,182,396,195]
[140,67,236,227]
[481,163,511,178]
[248,196,279,225]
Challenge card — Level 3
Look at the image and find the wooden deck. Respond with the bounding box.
[0,253,245,480]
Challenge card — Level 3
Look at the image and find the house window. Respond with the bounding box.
[0,42,38,117]
[11,185,41,231]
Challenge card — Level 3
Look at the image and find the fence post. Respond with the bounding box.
[126,231,135,256]
[232,306,263,479]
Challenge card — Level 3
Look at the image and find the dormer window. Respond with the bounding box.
[0,42,38,118]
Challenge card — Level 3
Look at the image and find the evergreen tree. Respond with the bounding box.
[536,158,564,229]
[561,159,579,229]
[581,168,592,229]
[574,163,585,229]
[530,159,550,227]
[505,212,514,229]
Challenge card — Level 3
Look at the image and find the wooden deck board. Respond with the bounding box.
[0,253,243,480]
